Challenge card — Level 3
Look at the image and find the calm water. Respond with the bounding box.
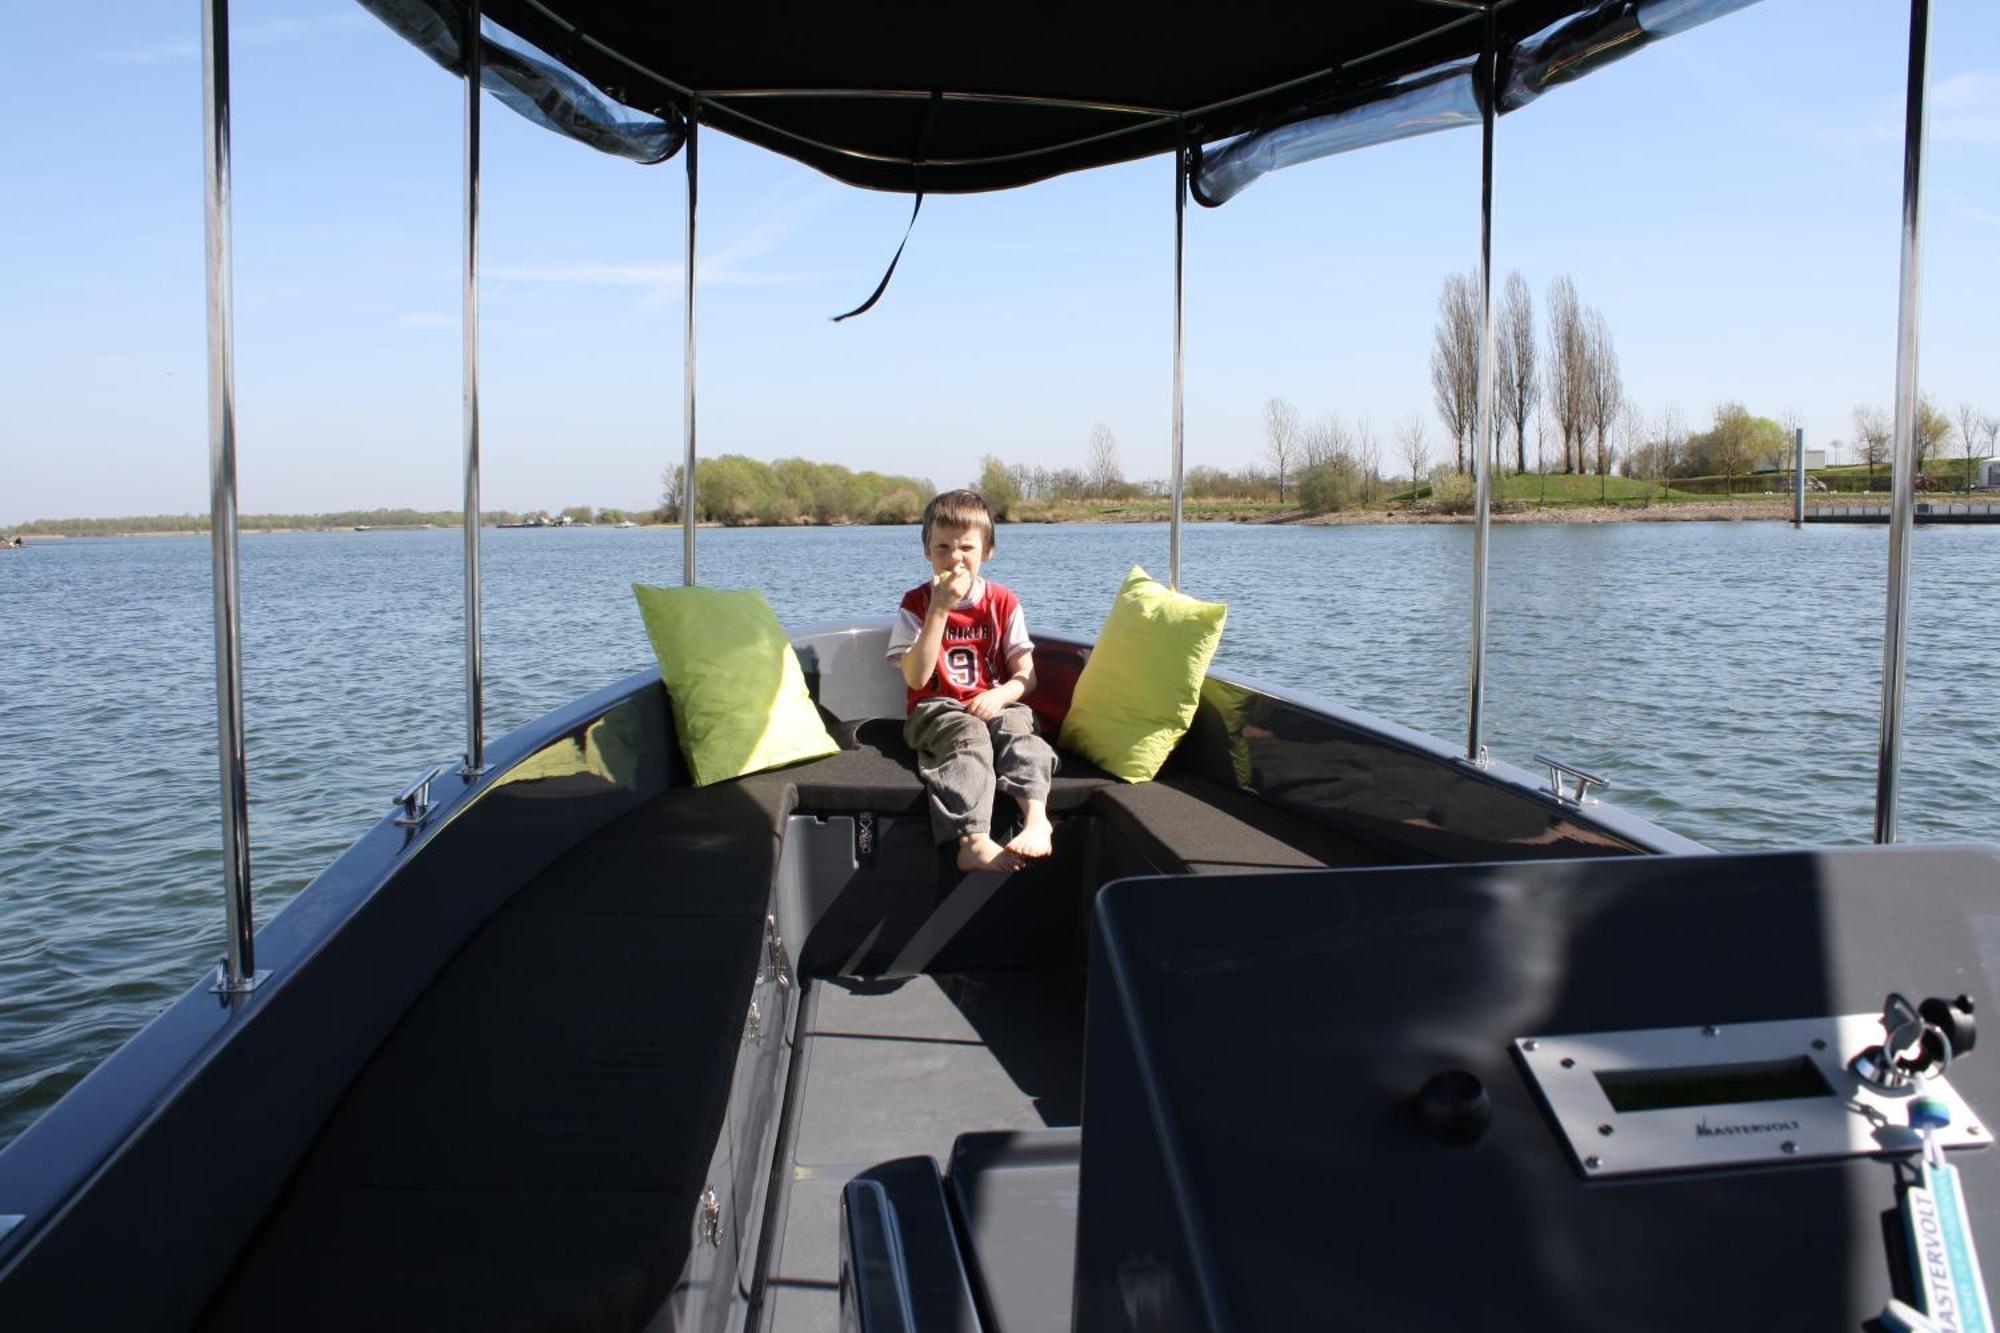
[2,521,1996,1147]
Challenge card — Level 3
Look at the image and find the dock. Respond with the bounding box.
[1808,501,2000,525]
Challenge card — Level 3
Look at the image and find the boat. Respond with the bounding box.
[3,2,1990,1330]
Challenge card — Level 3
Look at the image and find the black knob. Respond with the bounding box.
[1921,994,1977,1060]
[1417,1069,1492,1145]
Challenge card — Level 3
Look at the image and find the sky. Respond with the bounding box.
[1,0,1995,525]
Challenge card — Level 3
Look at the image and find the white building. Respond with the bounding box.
[1753,448,1827,474]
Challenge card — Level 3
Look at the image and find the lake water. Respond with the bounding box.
[2,520,1996,1148]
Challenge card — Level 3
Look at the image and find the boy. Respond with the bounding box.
[886,490,1057,873]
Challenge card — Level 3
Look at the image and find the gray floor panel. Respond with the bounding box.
[763,971,1084,1333]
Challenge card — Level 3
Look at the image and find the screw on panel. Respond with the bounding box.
[1972,1126,1984,1137]
[1780,1141,1798,1155]
[1584,1155,1603,1170]
[1522,1039,1539,1051]
[1598,1124,1614,1137]
[1560,1057,1576,1069]
[1701,1025,1721,1037]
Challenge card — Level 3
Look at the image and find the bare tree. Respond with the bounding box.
[1085,423,1122,497]
[1264,398,1301,500]
[1582,307,1623,476]
[1397,415,1429,495]
[1656,406,1685,502]
[1545,276,1587,473]
[1301,411,1351,470]
[1354,416,1381,503]
[659,462,687,521]
[1853,406,1892,478]
[1958,402,1986,491]
[1534,400,1552,505]
[1616,409,1649,505]
[1429,271,1479,473]
[1495,270,1537,476]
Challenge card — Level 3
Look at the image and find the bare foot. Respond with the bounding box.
[957,833,1025,874]
[1005,808,1055,860]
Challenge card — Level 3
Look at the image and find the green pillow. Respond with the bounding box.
[1061,566,1227,783]
[632,583,840,786]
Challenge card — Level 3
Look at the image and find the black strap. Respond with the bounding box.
[831,92,942,322]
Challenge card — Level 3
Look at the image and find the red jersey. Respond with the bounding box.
[888,578,1034,712]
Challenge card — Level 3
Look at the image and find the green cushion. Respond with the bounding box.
[632,583,840,786]
[1060,567,1227,783]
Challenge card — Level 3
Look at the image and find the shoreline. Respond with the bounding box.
[14,498,1993,540]
[1292,499,1807,526]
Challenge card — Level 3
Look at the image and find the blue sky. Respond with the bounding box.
[2,0,1995,525]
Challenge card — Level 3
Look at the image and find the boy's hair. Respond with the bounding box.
[921,490,996,552]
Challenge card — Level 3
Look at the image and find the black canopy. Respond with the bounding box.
[471,1,1617,193]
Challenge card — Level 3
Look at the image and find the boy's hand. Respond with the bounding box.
[964,688,1009,721]
[929,565,972,612]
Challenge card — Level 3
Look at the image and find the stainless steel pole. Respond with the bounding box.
[1874,0,1932,844]
[682,105,700,585]
[1464,8,1497,765]
[461,0,486,777]
[1169,134,1187,590]
[1792,427,1805,528]
[202,0,260,992]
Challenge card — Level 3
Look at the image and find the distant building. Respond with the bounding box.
[1981,459,2000,489]
[1753,448,1827,474]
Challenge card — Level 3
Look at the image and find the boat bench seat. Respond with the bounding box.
[737,715,1118,816]
[196,707,1379,1330]
[764,716,1374,877]
[198,780,784,1332]
[1089,770,1381,874]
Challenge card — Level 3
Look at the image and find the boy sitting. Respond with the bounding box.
[887,490,1058,873]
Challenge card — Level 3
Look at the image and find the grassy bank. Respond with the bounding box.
[1010,497,1290,523]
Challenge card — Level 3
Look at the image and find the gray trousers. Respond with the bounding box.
[904,699,1058,843]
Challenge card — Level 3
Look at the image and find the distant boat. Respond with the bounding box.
[614,520,636,528]
[352,525,371,532]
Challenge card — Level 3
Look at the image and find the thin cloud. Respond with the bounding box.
[1815,69,2000,148]
[489,184,847,301]
[1934,71,2000,144]
[96,12,368,65]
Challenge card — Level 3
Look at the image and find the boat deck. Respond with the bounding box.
[765,969,1086,1333]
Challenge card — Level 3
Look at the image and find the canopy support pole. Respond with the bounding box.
[1169,129,1187,590]
[201,0,262,994]
[461,0,486,777]
[1464,6,1497,766]
[682,104,700,585]
[1874,0,1932,844]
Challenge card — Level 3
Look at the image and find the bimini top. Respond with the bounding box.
[362,0,1760,195]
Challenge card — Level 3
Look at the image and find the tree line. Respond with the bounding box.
[6,507,640,537]
[658,457,934,525]
[1424,270,1996,494]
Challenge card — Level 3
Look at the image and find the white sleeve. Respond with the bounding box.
[885,606,923,660]
[1000,605,1034,667]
